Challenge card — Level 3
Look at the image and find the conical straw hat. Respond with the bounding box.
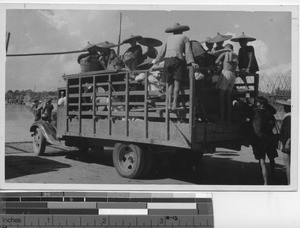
[165,23,190,33]
[206,32,233,43]
[231,32,256,42]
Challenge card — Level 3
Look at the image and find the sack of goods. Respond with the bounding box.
[79,55,102,72]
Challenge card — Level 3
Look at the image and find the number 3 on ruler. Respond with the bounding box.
[159,218,164,224]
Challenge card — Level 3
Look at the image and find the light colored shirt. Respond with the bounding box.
[58,97,66,107]
[154,34,194,64]
[216,50,238,72]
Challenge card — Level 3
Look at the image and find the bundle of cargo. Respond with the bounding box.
[77,51,103,72]
[78,43,103,72]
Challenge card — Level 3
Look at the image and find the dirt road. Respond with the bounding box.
[5,141,287,185]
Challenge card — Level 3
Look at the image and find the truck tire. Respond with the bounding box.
[32,127,46,156]
[113,143,145,179]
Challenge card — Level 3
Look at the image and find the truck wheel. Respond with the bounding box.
[32,127,46,156]
[113,143,145,179]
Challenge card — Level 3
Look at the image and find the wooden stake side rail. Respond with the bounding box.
[64,69,194,148]
[125,73,129,137]
[61,69,258,148]
[108,74,112,136]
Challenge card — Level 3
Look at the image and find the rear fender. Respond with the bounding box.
[30,121,59,145]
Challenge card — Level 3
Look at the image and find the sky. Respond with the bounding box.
[5,7,293,91]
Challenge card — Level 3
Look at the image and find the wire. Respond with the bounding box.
[6,50,85,57]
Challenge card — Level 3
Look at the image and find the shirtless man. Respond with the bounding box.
[153,23,199,110]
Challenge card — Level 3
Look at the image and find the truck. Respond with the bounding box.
[30,67,258,179]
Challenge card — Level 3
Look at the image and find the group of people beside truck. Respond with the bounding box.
[70,22,291,185]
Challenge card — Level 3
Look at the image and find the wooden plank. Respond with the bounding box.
[144,71,149,138]
[95,110,189,119]
[129,102,145,106]
[112,80,138,85]
[108,74,112,135]
[68,118,80,134]
[95,103,109,106]
[93,75,96,134]
[62,69,119,80]
[125,73,129,137]
[110,102,126,106]
[96,82,109,87]
[66,79,69,132]
[165,82,170,141]
[69,85,79,88]
[66,120,191,149]
[188,66,195,147]
[95,90,164,97]
[57,108,67,138]
[69,94,79,98]
[79,77,82,134]
[82,93,93,97]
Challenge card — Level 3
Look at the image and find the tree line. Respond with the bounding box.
[5,89,58,104]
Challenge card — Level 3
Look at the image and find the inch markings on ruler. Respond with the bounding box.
[0,192,214,227]
[0,215,214,227]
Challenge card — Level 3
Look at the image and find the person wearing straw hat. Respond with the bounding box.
[231,32,259,75]
[231,33,259,90]
[209,32,233,56]
[135,37,162,70]
[77,42,102,72]
[137,37,162,60]
[247,96,278,185]
[277,98,291,185]
[122,35,144,71]
[96,41,118,70]
[153,23,199,110]
[201,37,214,52]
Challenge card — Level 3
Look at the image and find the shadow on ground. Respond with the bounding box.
[144,152,287,185]
[64,148,114,167]
[5,142,288,185]
[5,156,71,180]
[62,148,287,185]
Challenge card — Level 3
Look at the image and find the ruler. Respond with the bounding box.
[0,192,214,228]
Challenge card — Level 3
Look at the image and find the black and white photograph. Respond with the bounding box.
[1,4,297,190]
[0,2,299,228]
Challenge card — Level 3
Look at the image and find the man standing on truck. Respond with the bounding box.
[152,23,199,110]
[122,35,144,71]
